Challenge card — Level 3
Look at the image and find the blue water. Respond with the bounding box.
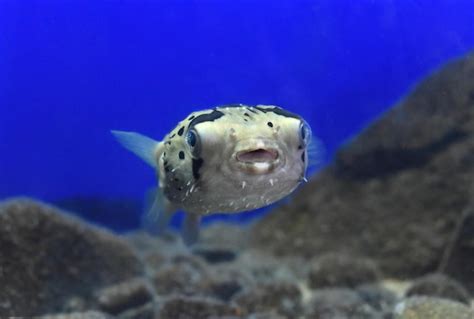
[1,1,474,230]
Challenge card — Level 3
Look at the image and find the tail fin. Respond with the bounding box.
[111,130,159,168]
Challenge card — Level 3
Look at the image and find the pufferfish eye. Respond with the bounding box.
[186,129,201,155]
[299,121,312,146]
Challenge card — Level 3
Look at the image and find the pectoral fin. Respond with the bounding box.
[182,213,201,246]
[142,188,175,235]
[111,130,159,168]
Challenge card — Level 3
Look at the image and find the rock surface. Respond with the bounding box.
[0,199,143,317]
[157,296,241,319]
[406,273,471,304]
[307,288,382,319]
[394,296,474,319]
[250,52,474,281]
[308,253,381,289]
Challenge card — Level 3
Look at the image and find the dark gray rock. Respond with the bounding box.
[243,314,286,319]
[442,208,474,292]
[308,253,381,289]
[405,273,471,304]
[152,258,210,297]
[158,296,241,319]
[41,311,114,319]
[307,288,381,319]
[208,279,242,302]
[394,296,474,319]
[251,52,474,279]
[96,278,152,315]
[0,199,143,317]
[356,284,399,313]
[193,248,237,264]
[233,282,302,318]
[117,303,155,319]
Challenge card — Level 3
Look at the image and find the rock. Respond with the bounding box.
[96,278,152,315]
[125,231,181,266]
[251,52,474,279]
[117,303,155,319]
[193,248,237,264]
[41,311,114,319]
[356,284,399,313]
[246,314,287,319]
[235,250,303,284]
[405,273,471,304]
[199,223,251,251]
[394,296,474,319]
[158,296,241,319]
[308,253,381,289]
[208,280,242,302]
[442,208,474,292]
[306,288,381,319]
[152,257,210,296]
[0,199,143,317]
[63,297,88,312]
[233,282,302,318]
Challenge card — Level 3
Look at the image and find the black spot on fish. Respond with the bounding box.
[255,106,301,120]
[170,133,176,139]
[298,145,303,150]
[179,151,185,160]
[301,151,306,163]
[244,112,250,117]
[178,126,185,136]
[166,141,172,145]
[244,118,248,122]
[188,115,195,121]
[163,152,166,157]
[192,158,204,180]
[267,121,273,127]
[189,110,225,129]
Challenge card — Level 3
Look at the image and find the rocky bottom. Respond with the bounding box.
[0,199,473,319]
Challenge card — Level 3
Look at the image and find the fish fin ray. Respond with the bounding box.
[307,136,325,173]
[111,130,159,168]
[142,188,175,235]
[182,213,201,246]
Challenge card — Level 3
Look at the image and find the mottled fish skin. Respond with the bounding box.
[157,104,311,214]
[113,104,315,244]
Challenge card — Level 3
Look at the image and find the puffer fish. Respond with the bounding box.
[112,104,318,245]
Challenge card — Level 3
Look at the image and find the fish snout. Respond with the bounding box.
[233,140,282,174]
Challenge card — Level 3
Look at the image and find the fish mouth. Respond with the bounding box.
[236,148,279,163]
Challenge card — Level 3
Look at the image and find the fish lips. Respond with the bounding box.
[234,148,281,174]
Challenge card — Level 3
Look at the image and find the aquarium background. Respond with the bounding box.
[1,0,474,231]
